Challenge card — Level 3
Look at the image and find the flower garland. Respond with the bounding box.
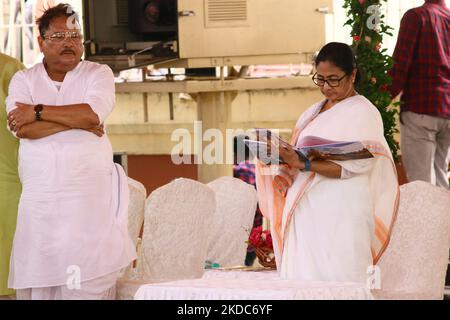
[344,0,400,161]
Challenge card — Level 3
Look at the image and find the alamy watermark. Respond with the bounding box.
[366,265,381,290]
[66,265,81,290]
[366,5,381,30]
[170,121,281,171]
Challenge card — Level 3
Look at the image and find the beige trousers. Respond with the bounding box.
[400,111,450,189]
[15,271,120,300]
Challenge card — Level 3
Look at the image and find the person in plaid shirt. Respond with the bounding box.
[389,0,449,189]
[233,135,263,266]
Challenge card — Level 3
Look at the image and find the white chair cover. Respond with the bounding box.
[116,178,216,299]
[117,178,146,280]
[373,181,450,299]
[206,177,258,267]
[127,177,146,246]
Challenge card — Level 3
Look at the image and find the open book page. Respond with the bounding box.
[243,139,286,165]
[253,128,291,149]
[299,141,374,161]
[252,128,373,162]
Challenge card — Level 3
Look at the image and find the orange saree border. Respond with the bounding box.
[367,150,401,265]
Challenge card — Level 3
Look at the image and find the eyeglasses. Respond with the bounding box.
[42,31,83,43]
[312,73,348,87]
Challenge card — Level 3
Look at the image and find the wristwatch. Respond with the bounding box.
[303,157,311,172]
[34,104,43,121]
[297,152,311,172]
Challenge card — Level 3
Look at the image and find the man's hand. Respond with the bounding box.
[84,124,105,137]
[7,102,35,132]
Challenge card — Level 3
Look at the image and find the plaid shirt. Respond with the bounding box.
[389,0,450,119]
[233,160,263,252]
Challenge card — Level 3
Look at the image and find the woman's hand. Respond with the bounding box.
[278,144,305,170]
[264,137,305,170]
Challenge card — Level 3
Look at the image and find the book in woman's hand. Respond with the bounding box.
[296,136,373,161]
[251,128,373,163]
[243,139,287,165]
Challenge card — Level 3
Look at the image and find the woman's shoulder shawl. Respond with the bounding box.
[291,99,326,144]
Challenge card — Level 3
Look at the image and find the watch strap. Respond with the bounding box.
[34,104,43,121]
[296,150,311,172]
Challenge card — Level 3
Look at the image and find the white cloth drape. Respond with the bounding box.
[134,277,373,300]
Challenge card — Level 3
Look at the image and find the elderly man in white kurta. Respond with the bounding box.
[5,4,136,299]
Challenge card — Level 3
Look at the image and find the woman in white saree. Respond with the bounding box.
[256,43,399,283]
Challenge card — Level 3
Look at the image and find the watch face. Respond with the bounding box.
[34,104,43,112]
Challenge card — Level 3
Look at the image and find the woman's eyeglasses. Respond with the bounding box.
[42,31,83,43]
[312,73,348,87]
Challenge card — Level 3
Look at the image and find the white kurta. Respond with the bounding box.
[280,95,389,283]
[6,61,136,289]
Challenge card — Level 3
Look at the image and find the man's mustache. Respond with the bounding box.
[60,49,75,55]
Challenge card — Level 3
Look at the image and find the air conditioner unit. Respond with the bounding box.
[82,0,332,72]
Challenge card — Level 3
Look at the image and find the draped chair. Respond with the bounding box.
[118,178,146,279]
[116,178,216,299]
[205,177,258,268]
[373,181,450,299]
[126,177,146,247]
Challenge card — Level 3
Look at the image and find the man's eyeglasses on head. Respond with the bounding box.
[42,31,83,43]
[312,73,348,87]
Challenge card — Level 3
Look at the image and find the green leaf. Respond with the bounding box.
[344,0,399,159]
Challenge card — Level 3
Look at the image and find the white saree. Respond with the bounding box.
[256,95,399,283]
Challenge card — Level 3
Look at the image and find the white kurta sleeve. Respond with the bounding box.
[84,65,115,124]
[6,70,33,112]
[5,70,32,137]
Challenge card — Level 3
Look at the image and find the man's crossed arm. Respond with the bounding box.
[7,102,104,139]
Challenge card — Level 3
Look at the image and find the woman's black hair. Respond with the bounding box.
[315,42,361,84]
